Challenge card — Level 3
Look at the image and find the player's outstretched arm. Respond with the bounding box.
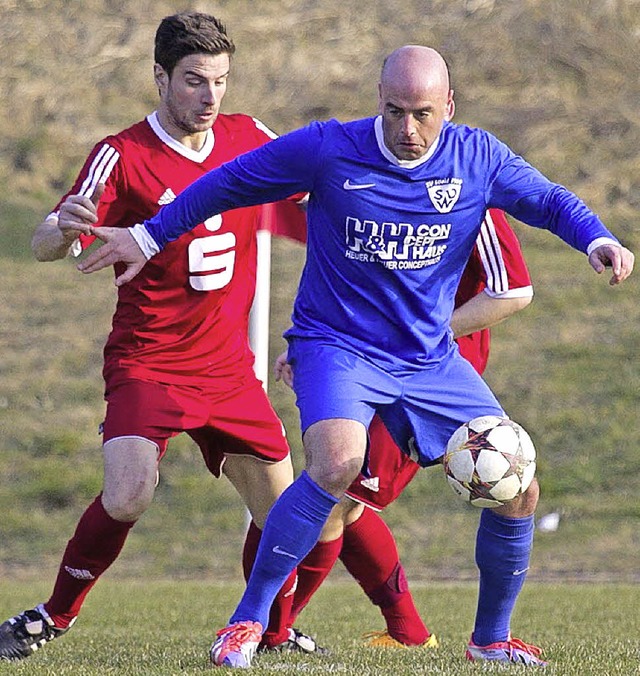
[588,243,634,285]
[77,226,147,286]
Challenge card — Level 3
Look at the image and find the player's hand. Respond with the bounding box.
[58,184,105,236]
[588,243,634,285]
[274,349,294,388]
[77,226,147,286]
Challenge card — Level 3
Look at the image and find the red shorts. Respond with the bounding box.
[102,376,290,477]
[345,415,420,511]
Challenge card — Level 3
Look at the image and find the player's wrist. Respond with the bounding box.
[587,237,619,256]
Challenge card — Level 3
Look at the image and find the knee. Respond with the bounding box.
[494,477,539,518]
[308,456,363,497]
[102,478,155,522]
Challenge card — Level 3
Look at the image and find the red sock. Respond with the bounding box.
[44,495,135,628]
[290,536,343,624]
[242,521,297,647]
[339,507,430,645]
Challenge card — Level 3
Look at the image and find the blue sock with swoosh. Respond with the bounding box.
[230,471,339,630]
[472,509,535,646]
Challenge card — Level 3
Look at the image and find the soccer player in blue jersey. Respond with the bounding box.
[79,45,634,668]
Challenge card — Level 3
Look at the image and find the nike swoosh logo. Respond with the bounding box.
[512,567,530,576]
[272,545,297,559]
[343,179,376,190]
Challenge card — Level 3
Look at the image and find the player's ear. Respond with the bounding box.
[154,64,169,95]
[445,89,455,121]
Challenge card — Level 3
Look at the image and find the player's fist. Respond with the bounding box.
[58,184,106,236]
[588,243,634,286]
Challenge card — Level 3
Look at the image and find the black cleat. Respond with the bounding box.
[0,604,72,661]
[259,627,329,655]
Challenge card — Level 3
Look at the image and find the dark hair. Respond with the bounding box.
[154,12,236,77]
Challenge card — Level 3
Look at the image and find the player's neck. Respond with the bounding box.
[154,109,210,152]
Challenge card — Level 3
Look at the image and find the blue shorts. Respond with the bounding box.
[287,338,504,467]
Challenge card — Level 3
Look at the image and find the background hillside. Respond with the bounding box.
[0,0,639,584]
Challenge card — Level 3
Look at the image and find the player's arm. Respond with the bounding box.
[32,214,82,262]
[32,184,105,262]
[78,123,323,284]
[488,137,633,284]
[450,291,531,339]
[452,209,533,338]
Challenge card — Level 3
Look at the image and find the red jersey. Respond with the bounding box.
[455,208,532,373]
[55,112,302,389]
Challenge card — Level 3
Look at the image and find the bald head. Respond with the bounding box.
[378,46,454,161]
[381,46,450,97]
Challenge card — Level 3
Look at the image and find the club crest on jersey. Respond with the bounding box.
[426,178,462,213]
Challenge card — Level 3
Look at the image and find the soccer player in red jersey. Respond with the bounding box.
[0,11,316,662]
[278,209,533,647]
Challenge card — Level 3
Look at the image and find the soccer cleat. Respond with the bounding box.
[363,629,439,649]
[259,627,329,655]
[0,604,73,661]
[210,620,263,668]
[466,634,547,666]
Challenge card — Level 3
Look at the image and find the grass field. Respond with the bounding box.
[0,580,638,675]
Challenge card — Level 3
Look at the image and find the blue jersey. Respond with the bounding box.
[143,116,617,369]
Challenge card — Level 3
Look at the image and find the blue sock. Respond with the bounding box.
[230,471,339,629]
[472,509,534,646]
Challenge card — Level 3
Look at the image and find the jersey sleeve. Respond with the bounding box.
[485,132,617,253]
[250,117,309,243]
[51,138,126,253]
[454,209,533,375]
[143,121,327,250]
[474,209,533,298]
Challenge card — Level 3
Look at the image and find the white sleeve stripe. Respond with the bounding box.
[476,211,509,295]
[483,285,534,299]
[77,143,120,199]
[252,117,278,140]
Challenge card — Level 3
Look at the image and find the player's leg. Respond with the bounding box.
[466,478,545,665]
[190,371,335,665]
[211,341,386,667]
[337,417,433,647]
[286,498,350,625]
[340,501,436,647]
[44,377,173,627]
[188,372,300,656]
[44,435,159,626]
[291,414,434,647]
[0,436,152,661]
[224,419,364,629]
[396,352,545,665]
[221,453,300,650]
[0,380,173,661]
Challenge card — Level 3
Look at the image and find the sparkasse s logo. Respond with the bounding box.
[426,178,462,213]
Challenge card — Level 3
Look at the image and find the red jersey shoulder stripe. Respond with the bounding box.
[476,209,509,295]
[77,143,120,199]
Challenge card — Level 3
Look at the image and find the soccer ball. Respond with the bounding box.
[443,416,537,508]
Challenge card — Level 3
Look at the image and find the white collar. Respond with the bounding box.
[147,111,214,163]
[374,115,440,169]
